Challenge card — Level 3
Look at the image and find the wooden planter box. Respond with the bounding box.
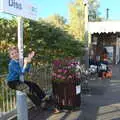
[52,80,81,109]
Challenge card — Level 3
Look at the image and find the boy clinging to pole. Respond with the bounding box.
[6,46,49,106]
[6,46,60,113]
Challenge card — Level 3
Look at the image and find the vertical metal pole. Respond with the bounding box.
[17,17,28,120]
[106,8,109,20]
[84,3,89,68]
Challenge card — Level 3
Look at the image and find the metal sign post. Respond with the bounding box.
[17,17,28,120]
[0,0,37,119]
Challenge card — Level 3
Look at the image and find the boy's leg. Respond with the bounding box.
[7,81,29,93]
[16,81,42,106]
[27,94,42,106]
[7,81,42,106]
[24,81,46,99]
[13,81,30,94]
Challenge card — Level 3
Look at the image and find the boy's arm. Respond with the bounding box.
[22,51,35,73]
[22,63,31,73]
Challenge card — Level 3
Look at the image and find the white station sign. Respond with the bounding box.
[0,0,37,20]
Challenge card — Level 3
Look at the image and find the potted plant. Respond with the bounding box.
[52,58,81,109]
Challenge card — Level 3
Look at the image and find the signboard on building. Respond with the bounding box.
[105,46,114,63]
[0,0,37,20]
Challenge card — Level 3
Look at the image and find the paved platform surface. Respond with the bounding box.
[29,64,120,120]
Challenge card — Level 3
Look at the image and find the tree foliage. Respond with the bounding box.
[68,0,84,41]
[44,14,67,28]
[0,17,84,74]
[68,0,102,41]
[0,18,17,74]
[24,19,84,63]
[88,0,102,21]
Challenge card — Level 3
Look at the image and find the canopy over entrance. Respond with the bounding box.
[88,21,120,34]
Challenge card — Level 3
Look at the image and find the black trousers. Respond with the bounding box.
[7,80,45,106]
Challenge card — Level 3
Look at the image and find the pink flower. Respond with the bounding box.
[61,76,65,80]
[57,75,62,78]
[58,69,62,73]
[52,58,81,82]
[52,73,57,76]
[68,75,72,79]
[63,69,68,74]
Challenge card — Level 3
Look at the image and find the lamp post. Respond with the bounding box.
[83,0,89,68]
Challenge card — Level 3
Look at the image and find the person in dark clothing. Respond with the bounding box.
[6,46,60,113]
[6,46,49,106]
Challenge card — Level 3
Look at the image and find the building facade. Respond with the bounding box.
[88,21,120,64]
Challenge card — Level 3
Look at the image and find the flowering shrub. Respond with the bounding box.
[52,58,81,83]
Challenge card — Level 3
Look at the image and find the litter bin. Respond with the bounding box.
[52,80,81,109]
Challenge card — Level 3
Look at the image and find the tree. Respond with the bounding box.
[44,14,67,28]
[88,0,102,21]
[68,0,102,41]
[24,19,84,64]
[68,0,84,41]
[0,18,17,74]
[0,17,84,74]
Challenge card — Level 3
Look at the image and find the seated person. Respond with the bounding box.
[6,46,59,113]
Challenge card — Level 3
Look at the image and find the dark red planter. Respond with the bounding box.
[52,81,81,109]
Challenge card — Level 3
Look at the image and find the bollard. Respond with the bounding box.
[16,91,28,120]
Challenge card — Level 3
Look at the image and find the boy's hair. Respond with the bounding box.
[8,46,18,53]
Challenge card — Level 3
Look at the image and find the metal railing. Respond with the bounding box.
[28,64,53,94]
[0,74,16,118]
[0,65,53,119]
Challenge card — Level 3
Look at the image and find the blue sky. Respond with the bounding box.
[99,0,120,20]
[30,0,120,20]
[30,0,71,19]
[0,0,120,20]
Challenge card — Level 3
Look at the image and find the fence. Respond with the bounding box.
[0,64,53,119]
[0,74,16,118]
[28,64,53,94]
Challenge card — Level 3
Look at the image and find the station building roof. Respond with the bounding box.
[88,21,120,34]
